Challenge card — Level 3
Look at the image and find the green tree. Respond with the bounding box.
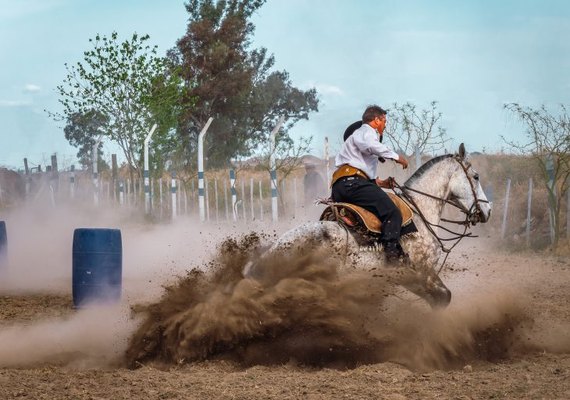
[52,32,184,177]
[172,0,318,169]
[503,103,570,247]
[63,110,109,170]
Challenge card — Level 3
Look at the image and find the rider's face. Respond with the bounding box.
[372,115,387,135]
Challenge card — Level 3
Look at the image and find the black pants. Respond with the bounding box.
[331,176,402,242]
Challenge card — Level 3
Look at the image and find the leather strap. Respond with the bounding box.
[330,164,370,187]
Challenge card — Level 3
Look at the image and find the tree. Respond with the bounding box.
[385,101,449,156]
[248,128,312,215]
[63,110,109,170]
[172,0,318,169]
[52,32,184,177]
[503,103,570,247]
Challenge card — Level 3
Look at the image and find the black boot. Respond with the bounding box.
[382,240,411,267]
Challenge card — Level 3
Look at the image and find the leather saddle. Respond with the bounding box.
[319,193,416,237]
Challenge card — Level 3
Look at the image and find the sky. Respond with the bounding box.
[1,0,569,170]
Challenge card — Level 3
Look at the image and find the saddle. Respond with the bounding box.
[319,193,416,237]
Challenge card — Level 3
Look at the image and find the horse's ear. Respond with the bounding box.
[458,143,466,159]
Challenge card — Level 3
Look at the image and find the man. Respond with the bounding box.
[331,105,409,264]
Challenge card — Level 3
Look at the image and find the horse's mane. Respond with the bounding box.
[404,154,454,186]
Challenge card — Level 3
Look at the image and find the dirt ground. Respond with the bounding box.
[0,232,569,399]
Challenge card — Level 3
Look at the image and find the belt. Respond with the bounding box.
[330,165,370,187]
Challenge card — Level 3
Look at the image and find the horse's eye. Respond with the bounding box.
[473,174,479,181]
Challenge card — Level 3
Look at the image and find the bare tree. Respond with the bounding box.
[503,103,570,247]
[385,101,450,156]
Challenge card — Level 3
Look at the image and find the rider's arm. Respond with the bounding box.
[353,127,399,161]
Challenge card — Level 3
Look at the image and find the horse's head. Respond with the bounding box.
[448,143,492,225]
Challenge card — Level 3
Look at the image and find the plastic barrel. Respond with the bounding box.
[0,221,6,266]
[72,228,122,307]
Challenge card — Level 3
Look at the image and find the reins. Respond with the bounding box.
[393,156,488,274]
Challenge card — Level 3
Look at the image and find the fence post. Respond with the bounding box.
[171,172,177,220]
[270,116,285,222]
[144,124,157,215]
[526,178,532,246]
[92,142,99,206]
[230,169,237,221]
[205,178,210,222]
[214,179,219,223]
[177,180,182,214]
[546,155,556,244]
[281,179,287,218]
[119,181,124,206]
[259,180,264,222]
[23,158,30,197]
[241,179,247,221]
[501,179,511,240]
[70,165,75,200]
[159,178,163,219]
[184,185,188,215]
[224,180,229,221]
[250,178,254,221]
[198,117,213,222]
[111,154,117,202]
[50,154,59,196]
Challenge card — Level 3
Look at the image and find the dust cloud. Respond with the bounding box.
[125,233,570,371]
[0,305,137,368]
[0,202,244,300]
[1,204,568,371]
[0,202,241,369]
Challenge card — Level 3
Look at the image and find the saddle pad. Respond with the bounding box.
[387,192,414,227]
[324,194,414,234]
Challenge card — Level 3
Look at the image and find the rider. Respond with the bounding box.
[331,105,410,265]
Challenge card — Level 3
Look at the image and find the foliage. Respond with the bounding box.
[63,110,109,170]
[503,103,570,247]
[52,32,184,176]
[172,0,319,169]
[385,101,449,156]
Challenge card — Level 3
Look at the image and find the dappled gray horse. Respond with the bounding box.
[245,144,491,308]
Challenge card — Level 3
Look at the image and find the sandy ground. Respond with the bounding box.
[0,217,569,399]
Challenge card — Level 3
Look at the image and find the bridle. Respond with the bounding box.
[393,155,490,274]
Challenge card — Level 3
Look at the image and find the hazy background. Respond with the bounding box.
[1,0,569,168]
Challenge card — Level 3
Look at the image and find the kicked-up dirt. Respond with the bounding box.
[0,233,569,399]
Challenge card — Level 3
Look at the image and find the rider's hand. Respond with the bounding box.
[395,155,408,170]
[375,177,395,189]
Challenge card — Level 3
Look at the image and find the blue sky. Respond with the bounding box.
[1,0,569,169]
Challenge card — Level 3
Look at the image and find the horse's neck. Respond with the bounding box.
[406,160,454,225]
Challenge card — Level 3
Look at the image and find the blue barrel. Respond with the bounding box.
[0,221,7,266]
[72,228,122,307]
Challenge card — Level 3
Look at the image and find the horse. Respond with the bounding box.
[244,144,492,308]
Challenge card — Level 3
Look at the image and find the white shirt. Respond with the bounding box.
[335,123,400,179]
